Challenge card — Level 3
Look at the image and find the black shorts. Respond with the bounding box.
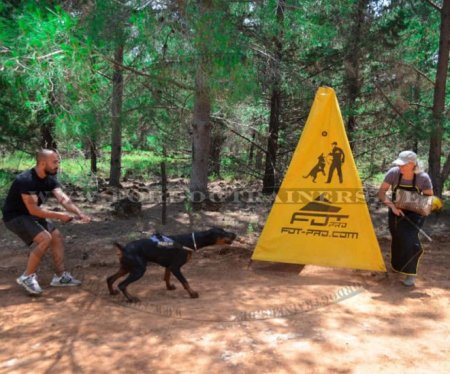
[4,215,56,246]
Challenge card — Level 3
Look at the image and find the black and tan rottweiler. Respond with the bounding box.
[107,227,236,302]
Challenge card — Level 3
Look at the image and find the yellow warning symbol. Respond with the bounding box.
[252,87,386,272]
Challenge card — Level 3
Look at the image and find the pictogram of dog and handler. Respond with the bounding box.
[303,141,345,183]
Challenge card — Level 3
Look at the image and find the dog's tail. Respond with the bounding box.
[113,242,125,258]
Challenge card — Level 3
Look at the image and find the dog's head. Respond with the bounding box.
[202,227,237,246]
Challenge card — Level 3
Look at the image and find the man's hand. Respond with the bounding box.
[60,213,73,223]
[53,188,91,223]
[391,206,404,217]
[76,213,91,223]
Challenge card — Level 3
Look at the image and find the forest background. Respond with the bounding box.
[0,0,449,209]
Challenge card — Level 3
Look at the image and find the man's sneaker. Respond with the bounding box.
[50,272,82,287]
[16,273,43,295]
[402,275,416,287]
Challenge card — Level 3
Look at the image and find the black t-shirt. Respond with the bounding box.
[1,168,61,222]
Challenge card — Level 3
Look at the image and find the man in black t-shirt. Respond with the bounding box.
[326,142,345,184]
[2,149,91,295]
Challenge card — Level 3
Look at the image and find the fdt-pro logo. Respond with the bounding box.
[281,195,359,239]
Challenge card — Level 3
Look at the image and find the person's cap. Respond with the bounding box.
[392,150,417,166]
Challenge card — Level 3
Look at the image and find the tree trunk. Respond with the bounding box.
[262,87,281,194]
[428,0,450,197]
[343,0,368,150]
[209,122,225,178]
[90,140,97,174]
[189,0,213,197]
[161,159,167,225]
[40,122,57,150]
[248,129,256,167]
[190,65,211,196]
[39,92,57,150]
[262,0,285,194]
[109,45,124,187]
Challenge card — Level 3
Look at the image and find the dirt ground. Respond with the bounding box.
[1,180,450,374]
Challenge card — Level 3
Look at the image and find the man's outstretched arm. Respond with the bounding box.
[52,188,91,223]
[22,193,73,222]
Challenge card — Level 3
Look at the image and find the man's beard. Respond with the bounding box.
[45,168,58,176]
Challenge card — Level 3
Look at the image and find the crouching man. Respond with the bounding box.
[1,149,91,295]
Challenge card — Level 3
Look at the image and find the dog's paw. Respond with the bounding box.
[167,284,176,291]
[126,296,141,303]
[189,291,199,299]
[110,289,120,296]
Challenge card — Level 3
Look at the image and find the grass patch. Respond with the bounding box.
[0,153,34,204]
[0,151,190,195]
[364,172,385,185]
[0,170,16,203]
[0,151,34,171]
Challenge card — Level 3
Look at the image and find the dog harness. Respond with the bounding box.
[149,233,174,247]
[149,233,197,252]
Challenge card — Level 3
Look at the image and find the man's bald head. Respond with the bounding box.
[35,149,60,176]
[36,149,57,163]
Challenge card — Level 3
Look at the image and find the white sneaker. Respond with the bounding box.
[16,273,43,295]
[50,272,82,287]
[402,275,416,287]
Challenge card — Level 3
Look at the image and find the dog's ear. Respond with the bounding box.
[113,242,124,251]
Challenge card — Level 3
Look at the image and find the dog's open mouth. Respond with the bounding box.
[215,234,237,245]
[223,234,237,244]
